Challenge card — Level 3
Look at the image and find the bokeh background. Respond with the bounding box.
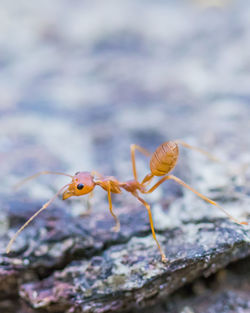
[1,0,250,238]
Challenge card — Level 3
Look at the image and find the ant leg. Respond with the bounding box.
[14,171,73,190]
[144,174,248,225]
[174,139,220,162]
[133,194,167,263]
[107,181,120,232]
[87,191,94,213]
[141,173,154,185]
[79,191,94,217]
[130,144,151,182]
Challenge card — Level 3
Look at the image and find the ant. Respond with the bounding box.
[6,140,248,263]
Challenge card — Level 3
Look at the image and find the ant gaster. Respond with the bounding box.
[6,140,248,263]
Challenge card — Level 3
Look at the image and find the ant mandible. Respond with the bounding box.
[6,140,248,263]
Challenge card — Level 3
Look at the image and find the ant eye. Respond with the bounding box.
[77,183,84,190]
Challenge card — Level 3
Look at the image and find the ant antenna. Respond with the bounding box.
[6,183,70,254]
[14,171,73,190]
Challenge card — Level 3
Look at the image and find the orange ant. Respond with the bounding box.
[6,140,248,263]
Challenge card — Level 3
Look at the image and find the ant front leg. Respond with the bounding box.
[130,144,151,182]
[79,191,94,216]
[144,174,248,225]
[107,181,120,232]
[133,193,167,263]
[87,191,94,213]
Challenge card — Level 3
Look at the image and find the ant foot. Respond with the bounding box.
[111,224,120,232]
[161,254,168,264]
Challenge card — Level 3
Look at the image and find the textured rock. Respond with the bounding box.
[19,219,250,312]
[0,0,250,312]
[131,257,250,313]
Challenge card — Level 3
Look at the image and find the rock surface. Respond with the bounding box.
[19,221,250,312]
[0,0,250,312]
[131,256,250,313]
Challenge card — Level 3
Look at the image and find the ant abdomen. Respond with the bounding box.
[150,141,179,176]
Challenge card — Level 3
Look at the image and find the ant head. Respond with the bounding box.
[62,172,95,200]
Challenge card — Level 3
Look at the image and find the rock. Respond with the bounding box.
[131,256,250,313]
[0,0,250,312]
[19,218,249,312]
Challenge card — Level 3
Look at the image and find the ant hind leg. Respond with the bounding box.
[133,193,167,263]
[144,174,248,226]
[174,139,220,162]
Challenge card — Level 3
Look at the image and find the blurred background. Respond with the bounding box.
[0,0,250,209]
